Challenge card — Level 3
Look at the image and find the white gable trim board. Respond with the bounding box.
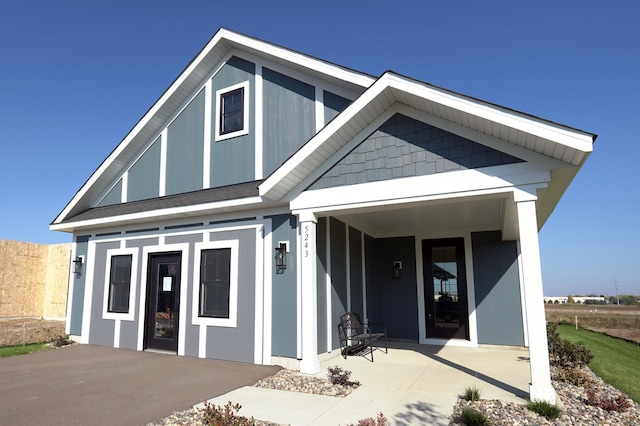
[53,28,597,405]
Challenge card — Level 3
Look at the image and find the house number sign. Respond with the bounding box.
[303,225,310,258]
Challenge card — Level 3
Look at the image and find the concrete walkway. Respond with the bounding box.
[204,342,531,425]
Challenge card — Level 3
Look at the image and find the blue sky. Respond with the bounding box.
[1,1,637,297]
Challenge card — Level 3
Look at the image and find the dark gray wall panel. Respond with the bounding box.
[349,226,363,316]
[97,180,122,207]
[69,235,90,335]
[88,241,120,346]
[166,90,205,195]
[205,228,256,362]
[211,57,256,187]
[119,237,159,350]
[316,217,327,354]
[329,217,347,349]
[128,137,161,202]
[263,68,315,175]
[323,91,351,125]
[368,236,418,340]
[269,215,298,357]
[472,231,524,346]
[310,113,524,190]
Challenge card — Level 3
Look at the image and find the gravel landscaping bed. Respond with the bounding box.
[449,366,640,425]
[149,366,639,425]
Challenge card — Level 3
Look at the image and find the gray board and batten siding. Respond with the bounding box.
[471,231,524,346]
[68,235,90,336]
[81,227,257,362]
[309,113,524,190]
[88,240,120,345]
[262,68,316,176]
[128,137,161,202]
[269,214,299,358]
[204,228,257,363]
[367,236,419,341]
[210,56,256,187]
[166,90,205,196]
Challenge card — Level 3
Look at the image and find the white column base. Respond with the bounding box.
[529,384,557,405]
[299,358,320,375]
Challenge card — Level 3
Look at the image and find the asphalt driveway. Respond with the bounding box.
[0,344,281,425]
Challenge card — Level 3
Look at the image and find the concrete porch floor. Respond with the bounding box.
[204,342,532,425]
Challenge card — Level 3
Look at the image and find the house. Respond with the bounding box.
[50,28,595,403]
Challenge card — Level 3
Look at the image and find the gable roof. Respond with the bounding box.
[51,28,375,227]
[259,71,596,202]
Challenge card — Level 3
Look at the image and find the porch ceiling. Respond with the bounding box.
[331,196,505,238]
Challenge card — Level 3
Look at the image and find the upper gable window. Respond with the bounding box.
[215,81,249,141]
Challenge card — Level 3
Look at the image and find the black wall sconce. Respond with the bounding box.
[275,242,288,273]
[72,256,84,277]
[393,260,402,279]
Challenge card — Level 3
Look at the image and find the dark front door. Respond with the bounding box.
[423,238,469,340]
[145,253,181,352]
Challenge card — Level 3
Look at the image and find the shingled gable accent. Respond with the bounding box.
[51,28,374,226]
[308,113,525,191]
[258,71,595,203]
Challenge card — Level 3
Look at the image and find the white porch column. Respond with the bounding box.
[298,212,320,374]
[516,196,556,404]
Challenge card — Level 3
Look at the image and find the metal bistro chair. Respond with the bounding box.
[337,312,388,362]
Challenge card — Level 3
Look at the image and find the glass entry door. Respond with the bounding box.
[423,238,469,340]
[145,252,181,352]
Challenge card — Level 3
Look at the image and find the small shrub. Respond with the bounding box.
[585,389,630,412]
[459,407,491,426]
[346,412,388,426]
[547,324,593,368]
[201,401,254,426]
[51,335,73,348]
[327,365,360,387]
[553,366,593,386]
[463,385,481,401]
[527,400,562,420]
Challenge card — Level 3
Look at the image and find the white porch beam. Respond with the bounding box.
[516,198,555,404]
[298,212,320,374]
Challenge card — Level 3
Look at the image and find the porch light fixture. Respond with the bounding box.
[275,242,288,273]
[72,256,84,277]
[393,261,403,279]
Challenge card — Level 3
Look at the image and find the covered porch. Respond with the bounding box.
[293,181,554,402]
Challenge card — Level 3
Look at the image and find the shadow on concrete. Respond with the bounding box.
[388,342,529,399]
[394,401,449,426]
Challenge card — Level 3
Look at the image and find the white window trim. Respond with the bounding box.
[102,247,139,321]
[192,239,239,327]
[214,81,250,141]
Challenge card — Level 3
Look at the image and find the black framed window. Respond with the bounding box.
[219,88,244,135]
[199,248,231,318]
[108,255,132,313]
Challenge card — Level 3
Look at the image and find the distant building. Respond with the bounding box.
[544,296,607,304]
[544,297,568,304]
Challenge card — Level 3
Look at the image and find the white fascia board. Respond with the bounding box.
[223,30,375,89]
[50,196,264,232]
[290,163,550,213]
[385,74,594,154]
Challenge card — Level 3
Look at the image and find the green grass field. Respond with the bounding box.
[0,342,51,357]
[556,324,640,403]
